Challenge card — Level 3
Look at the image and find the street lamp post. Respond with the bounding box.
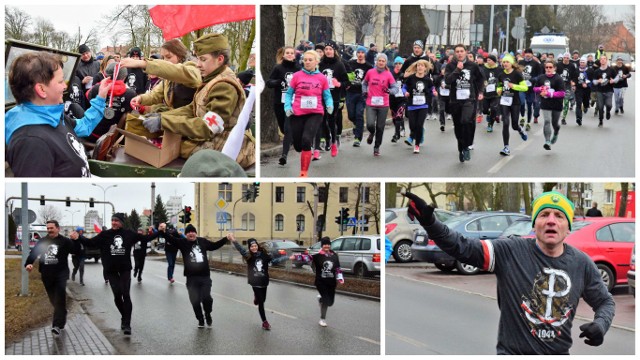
[92,184,118,227]
[65,209,80,228]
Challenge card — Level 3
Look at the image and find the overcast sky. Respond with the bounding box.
[5,182,196,226]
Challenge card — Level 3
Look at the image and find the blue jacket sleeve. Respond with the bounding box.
[322,89,334,110]
[284,87,295,113]
[73,96,107,137]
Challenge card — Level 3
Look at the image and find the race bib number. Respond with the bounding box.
[500,95,513,106]
[440,88,450,96]
[456,89,470,100]
[485,84,496,93]
[281,92,286,103]
[300,96,318,109]
[371,96,385,106]
[412,95,426,105]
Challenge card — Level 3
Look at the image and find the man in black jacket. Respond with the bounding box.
[445,44,485,162]
[25,220,78,335]
[159,223,229,328]
[75,44,101,108]
[71,226,87,286]
[71,213,157,335]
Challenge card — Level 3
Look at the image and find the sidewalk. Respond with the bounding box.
[5,295,116,355]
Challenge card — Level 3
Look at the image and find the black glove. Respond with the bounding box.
[579,322,604,346]
[404,192,435,227]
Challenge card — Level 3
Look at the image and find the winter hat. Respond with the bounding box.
[193,33,230,56]
[413,40,424,49]
[487,54,498,63]
[572,50,580,55]
[150,53,161,60]
[502,54,516,65]
[320,236,332,246]
[375,53,388,62]
[580,56,588,62]
[369,43,376,49]
[394,56,405,64]
[237,70,254,85]
[435,53,441,59]
[76,226,84,232]
[247,238,258,247]
[356,46,367,54]
[96,53,105,60]
[112,213,125,225]
[179,150,247,178]
[531,191,575,230]
[324,40,338,50]
[128,47,142,58]
[524,48,533,54]
[185,224,197,234]
[78,44,90,54]
[315,43,325,51]
[106,62,128,81]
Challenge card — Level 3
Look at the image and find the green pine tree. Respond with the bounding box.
[153,195,169,227]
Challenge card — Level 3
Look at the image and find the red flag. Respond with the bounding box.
[93,219,102,233]
[149,5,255,41]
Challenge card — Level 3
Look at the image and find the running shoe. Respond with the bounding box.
[404,137,413,146]
[367,133,374,144]
[500,146,511,156]
[525,123,531,131]
[519,117,525,126]
[598,121,603,128]
[615,109,619,115]
[463,149,471,161]
[198,320,205,328]
[534,117,538,124]
[468,145,474,150]
[278,156,287,165]
[620,107,624,114]
[319,138,326,150]
[551,133,558,144]
[206,314,213,327]
[519,130,528,141]
[440,125,445,132]
[331,143,338,157]
[476,114,483,123]
[353,139,361,147]
[51,326,61,335]
[391,134,398,143]
[414,145,420,154]
[319,319,327,327]
[124,326,132,335]
[373,147,380,156]
[487,125,493,133]
[606,110,611,120]
[561,118,567,125]
[543,141,551,150]
[459,151,465,163]
[312,150,321,161]
[576,119,582,126]
[262,321,271,330]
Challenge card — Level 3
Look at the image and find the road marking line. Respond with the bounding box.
[487,128,543,174]
[355,336,380,345]
[385,330,426,348]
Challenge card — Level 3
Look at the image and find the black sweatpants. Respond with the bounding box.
[186,275,213,321]
[451,100,476,152]
[105,271,132,326]
[71,255,85,283]
[291,113,323,152]
[42,273,68,329]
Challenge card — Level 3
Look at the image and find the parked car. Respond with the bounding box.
[262,240,307,267]
[628,245,635,297]
[385,207,459,263]
[308,235,381,278]
[500,216,534,238]
[412,212,529,274]
[15,224,46,251]
[564,217,635,292]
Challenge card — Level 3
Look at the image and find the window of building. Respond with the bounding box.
[297,187,306,203]
[242,212,255,231]
[319,187,328,202]
[362,186,371,204]
[218,183,232,202]
[275,214,284,231]
[339,187,349,203]
[275,186,285,203]
[296,214,305,232]
[605,189,614,203]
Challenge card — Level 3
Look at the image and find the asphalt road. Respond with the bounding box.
[67,257,380,355]
[385,265,635,355]
[262,78,634,178]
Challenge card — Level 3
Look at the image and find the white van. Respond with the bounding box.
[530,33,569,57]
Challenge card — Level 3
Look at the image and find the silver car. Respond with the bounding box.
[385,208,459,263]
[308,235,381,278]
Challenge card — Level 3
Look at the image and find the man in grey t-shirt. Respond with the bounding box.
[404,191,614,355]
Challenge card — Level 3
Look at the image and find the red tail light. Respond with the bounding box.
[631,263,635,271]
[428,239,435,245]
[278,249,286,255]
[385,223,397,234]
[373,253,381,262]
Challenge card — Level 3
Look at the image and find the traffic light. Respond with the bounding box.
[89,197,95,208]
[40,195,45,206]
[65,197,71,207]
[341,208,350,225]
[253,182,260,198]
[179,214,185,223]
[184,206,192,223]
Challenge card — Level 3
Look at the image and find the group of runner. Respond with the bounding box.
[268,40,632,175]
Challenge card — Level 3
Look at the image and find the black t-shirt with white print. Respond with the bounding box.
[312,251,341,287]
[164,233,227,277]
[25,235,77,277]
[80,228,158,272]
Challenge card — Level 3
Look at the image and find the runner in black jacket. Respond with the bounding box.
[25,220,79,335]
[159,223,229,328]
[71,213,158,335]
[132,228,148,283]
[230,235,289,330]
[318,41,349,158]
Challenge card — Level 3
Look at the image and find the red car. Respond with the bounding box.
[564,217,635,292]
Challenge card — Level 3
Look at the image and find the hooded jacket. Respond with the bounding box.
[6,97,106,177]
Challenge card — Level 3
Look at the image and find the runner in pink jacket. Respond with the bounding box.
[362,53,398,156]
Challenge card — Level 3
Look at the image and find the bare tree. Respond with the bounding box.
[38,205,62,223]
[400,5,430,56]
[260,5,286,145]
[557,5,609,53]
[341,5,380,44]
[5,6,31,41]
[31,18,55,47]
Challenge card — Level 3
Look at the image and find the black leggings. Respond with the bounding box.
[501,104,523,146]
[483,97,500,125]
[451,100,475,152]
[133,253,146,276]
[105,271,132,326]
[407,108,428,145]
[317,283,336,320]
[291,113,323,152]
[274,104,292,157]
[253,287,268,321]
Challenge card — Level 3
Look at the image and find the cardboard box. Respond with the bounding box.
[117,128,181,168]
